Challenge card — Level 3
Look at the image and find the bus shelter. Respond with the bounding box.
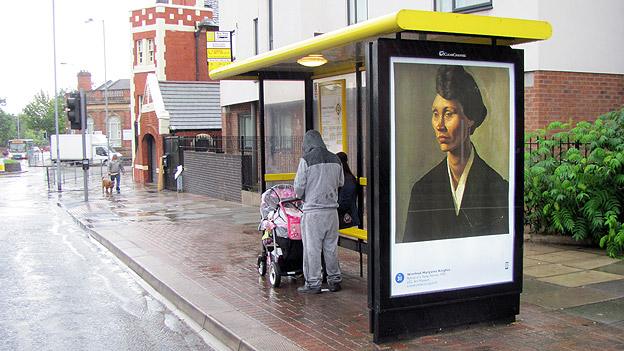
[210,9,551,342]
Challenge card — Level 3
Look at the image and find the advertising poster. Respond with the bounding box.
[319,80,347,154]
[390,57,516,297]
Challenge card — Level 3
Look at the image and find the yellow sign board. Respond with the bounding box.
[207,48,232,59]
[207,30,232,74]
[208,61,232,71]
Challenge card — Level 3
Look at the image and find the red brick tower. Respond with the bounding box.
[130,0,216,183]
[77,71,92,91]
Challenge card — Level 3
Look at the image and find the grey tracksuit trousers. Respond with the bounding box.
[301,210,342,288]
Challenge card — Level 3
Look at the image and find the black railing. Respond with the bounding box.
[172,136,303,192]
[524,136,590,162]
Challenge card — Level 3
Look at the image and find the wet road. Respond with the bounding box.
[0,164,215,351]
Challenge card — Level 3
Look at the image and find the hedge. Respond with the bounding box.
[524,108,624,258]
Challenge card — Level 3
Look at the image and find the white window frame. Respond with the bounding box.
[435,0,492,13]
[136,40,144,65]
[108,115,122,147]
[347,0,368,25]
[147,38,154,64]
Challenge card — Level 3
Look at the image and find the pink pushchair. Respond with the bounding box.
[257,184,303,287]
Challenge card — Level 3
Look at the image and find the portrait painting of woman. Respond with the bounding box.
[399,65,509,243]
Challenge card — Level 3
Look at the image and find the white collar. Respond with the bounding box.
[447,147,475,216]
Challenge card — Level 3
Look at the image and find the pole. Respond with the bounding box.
[258,77,266,193]
[102,19,110,159]
[80,89,89,202]
[52,0,62,191]
[355,62,364,228]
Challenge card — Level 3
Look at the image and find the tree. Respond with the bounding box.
[21,90,67,144]
[0,109,17,146]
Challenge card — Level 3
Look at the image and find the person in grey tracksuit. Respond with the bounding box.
[294,130,344,294]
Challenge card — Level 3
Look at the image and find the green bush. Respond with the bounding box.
[524,108,624,258]
[3,159,18,164]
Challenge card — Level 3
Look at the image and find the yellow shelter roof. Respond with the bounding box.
[209,9,552,80]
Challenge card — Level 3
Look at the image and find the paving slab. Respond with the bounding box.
[522,257,543,268]
[520,285,618,310]
[597,261,624,276]
[585,279,624,297]
[524,243,565,256]
[539,270,624,287]
[529,250,601,264]
[523,263,582,278]
[564,256,621,270]
[563,298,624,325]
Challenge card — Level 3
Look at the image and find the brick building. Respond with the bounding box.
[74,71,132,158]
[130,0,220,183]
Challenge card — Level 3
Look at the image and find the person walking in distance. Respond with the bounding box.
[294,130,344,294]
[108,154,124,194]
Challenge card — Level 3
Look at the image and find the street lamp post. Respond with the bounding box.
[86,18,110,159]
[52,0,62,191]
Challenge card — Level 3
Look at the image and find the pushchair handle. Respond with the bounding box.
[279,197,301,204]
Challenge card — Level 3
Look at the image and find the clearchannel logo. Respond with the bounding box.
[438,50,467,58]
[395,273,404,283]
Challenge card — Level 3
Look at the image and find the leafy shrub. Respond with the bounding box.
[524,108,624,257]
[3,159,18,164]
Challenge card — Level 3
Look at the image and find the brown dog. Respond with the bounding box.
[102,177,114,195]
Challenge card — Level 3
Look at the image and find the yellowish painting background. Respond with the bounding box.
[394,62,511,242]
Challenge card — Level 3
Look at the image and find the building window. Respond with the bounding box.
[435,0,492,13]
[137,95,143,117]
[253,18,259,55]
[239,112,254,150]
[136,40,144,65]
[347,0,367,25]
[270,114,292,152]
[147,39,154,64]
[108,115,122,147]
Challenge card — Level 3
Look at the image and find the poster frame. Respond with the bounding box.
[366,38,525,341]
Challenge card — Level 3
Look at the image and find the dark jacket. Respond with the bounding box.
[294,130,344,212]
[403,150,508,243]
[338,173,360,228]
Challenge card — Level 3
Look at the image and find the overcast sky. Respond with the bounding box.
[0,0,152,115]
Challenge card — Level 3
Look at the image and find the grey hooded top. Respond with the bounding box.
[108,158,124,175]
[294,130,344,212]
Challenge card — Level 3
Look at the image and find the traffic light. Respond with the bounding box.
[66,92,81,130]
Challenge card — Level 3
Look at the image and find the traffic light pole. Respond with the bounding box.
[80,89,89,202]
[52,0,62,192]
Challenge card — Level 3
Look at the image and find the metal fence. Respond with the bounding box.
[524,136,590,161]
[45,161,111,191]
[171,135,304,192]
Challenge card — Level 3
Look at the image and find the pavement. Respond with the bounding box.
[54,171,624,351]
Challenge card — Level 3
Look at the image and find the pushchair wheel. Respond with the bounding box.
[269,262,281,288]
[257,255,267,276]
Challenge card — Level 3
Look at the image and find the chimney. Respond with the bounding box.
[77,71,92,91]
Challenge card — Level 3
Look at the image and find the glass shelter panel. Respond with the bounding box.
[263,80,305,176]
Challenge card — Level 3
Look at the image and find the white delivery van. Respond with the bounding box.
[50,134,122,164]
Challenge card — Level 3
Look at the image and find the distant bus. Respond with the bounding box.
[7,139,34,159]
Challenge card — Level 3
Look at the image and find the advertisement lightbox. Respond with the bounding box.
[367,38,524,340]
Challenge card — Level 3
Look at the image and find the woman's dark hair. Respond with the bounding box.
[336,152,353,177]
[435,65,487,134]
